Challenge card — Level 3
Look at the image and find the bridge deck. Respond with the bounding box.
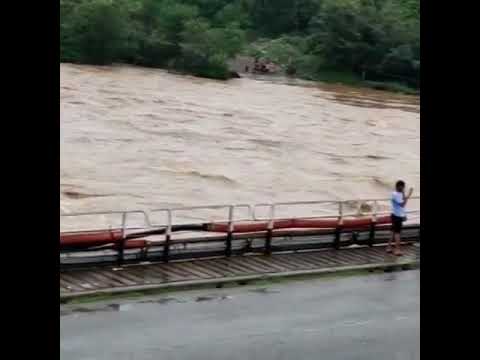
[60,243,420,299]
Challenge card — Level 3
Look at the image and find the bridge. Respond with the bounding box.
[60,197,420,300]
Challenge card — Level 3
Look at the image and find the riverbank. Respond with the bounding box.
[61,0,419,96]
[297,71,419,95]
[229,56,419,95]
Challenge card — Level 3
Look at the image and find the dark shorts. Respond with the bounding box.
[391,214,404,233]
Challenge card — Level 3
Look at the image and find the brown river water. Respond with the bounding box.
[60,63,419,229]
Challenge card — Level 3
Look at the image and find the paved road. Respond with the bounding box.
[61,270,419,360]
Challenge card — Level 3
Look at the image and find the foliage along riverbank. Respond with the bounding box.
[60,0,419,93]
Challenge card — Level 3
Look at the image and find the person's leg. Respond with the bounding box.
[387,215,395,252]
[394,227,403,256]
[387,232,394,252]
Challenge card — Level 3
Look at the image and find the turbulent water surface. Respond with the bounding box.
[60,64,419,228]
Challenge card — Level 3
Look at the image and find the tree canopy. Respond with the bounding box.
[60,0,419,88]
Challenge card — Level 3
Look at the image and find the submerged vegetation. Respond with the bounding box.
[61,0,419,91]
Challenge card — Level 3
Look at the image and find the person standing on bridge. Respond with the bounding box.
[388,180,414,256]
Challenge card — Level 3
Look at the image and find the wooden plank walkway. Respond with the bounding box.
[60,244,419,299]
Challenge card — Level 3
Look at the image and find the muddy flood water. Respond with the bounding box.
[60,63,419,228]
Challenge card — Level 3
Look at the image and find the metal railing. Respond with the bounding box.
[60,196,420,266]
[60,210,152,233]
[61,195,420,236]
[253,196,419,219]
[149,204,253,226]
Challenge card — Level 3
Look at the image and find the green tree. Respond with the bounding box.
[178,20,246,78]
[59,0,419,87]
[128,0,195,66]
[214,1,251,28]
[66,0,128,65]
[250,0,320,35]
[308,0,418,81]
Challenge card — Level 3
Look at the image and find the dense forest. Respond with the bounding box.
[60,0,420,91]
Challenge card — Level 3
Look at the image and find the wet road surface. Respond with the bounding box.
[61,270,419,360]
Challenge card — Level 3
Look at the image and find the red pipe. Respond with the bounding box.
[60,229,122,248]
[113,239,148,250]
[293,215,391,229]
[60,216,393,249]
[207,219,294,233]
[207,215,391,233]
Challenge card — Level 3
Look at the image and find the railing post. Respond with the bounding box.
[368,201,377,247]
[118,212,127,265]
[226,206,234,257]
[163,210,172,263]
[334,202,343,250]
[265,205,275,255]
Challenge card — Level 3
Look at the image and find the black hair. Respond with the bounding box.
[396,180,405,188]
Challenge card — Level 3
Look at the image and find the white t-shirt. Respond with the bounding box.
[391,191,405,217]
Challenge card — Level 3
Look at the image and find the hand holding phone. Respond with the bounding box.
[407,187,414,198]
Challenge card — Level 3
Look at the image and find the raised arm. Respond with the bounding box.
[402,188,414,207]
